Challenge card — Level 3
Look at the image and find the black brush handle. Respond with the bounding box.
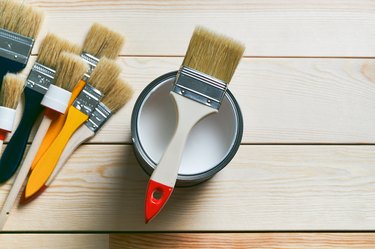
[0,88,44,183]
[0,67,8,89]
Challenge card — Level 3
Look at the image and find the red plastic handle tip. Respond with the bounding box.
[0,129,9,141]
[145,180,173,223]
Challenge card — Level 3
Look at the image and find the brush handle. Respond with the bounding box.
[47,125,94,186]
[31,80,86,171]
[25,106,88,198]
[0,115,54,230]
[145,92,217,222]
[0,88,44,183]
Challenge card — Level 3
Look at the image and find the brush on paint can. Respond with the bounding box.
[145,27,245,223]
[0,74,24,150]
[23,79,133,203]
[24,59,122,199]
[0,34,81,183]
[30,23,124,171]
[0,0,43,88]
[0,53,88,230]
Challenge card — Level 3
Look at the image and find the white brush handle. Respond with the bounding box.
[0,140,3,154]
[151,92,217,187]
[0,115,52,230]
[46,125,94,186]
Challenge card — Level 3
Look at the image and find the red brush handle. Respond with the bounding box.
[145,180,173,223]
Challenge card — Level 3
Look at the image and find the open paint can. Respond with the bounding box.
[131,71,243,187]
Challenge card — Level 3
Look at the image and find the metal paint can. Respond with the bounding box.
[131,71,243,187]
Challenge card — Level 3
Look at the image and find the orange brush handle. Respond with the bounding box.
[30,80,86,170]
[25,106,89,198]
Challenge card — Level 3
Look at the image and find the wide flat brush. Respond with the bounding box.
[0,73,24,150]
[31,23,124,171]
[0,0,43,88]
[22,79,133,203]
[25,59,122,198]
[0,34,81,183]
[0,53,87,230]
[145,27,245,223]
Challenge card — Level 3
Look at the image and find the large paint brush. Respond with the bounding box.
[0,34,80,183]
[25,59,122,198]
[0,74,24,150]
[30,23,124,171]
[22,79,133,203]
[0,53,87,230]
[0,0,43,88]
[145,27,245,223]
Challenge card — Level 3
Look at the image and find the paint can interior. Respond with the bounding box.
[131,71,243,187]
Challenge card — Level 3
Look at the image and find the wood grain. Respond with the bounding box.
[110,233,375,249]
[23,0,375,57]
[0,234,108,249]
[1,144,375,231]
[8,57,375,144]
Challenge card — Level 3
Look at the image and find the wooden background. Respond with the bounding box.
[1,0,375,248]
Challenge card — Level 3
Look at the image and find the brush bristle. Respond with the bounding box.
[89,57,121,95]
[54,52,89,91]
[0,73,24,109]
[102,79,133,113]
[182,27,245,83]
[82,23,124,59]
[0,0,43,38]
[37,33,81,69]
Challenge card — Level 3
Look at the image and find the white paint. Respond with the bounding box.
[137,77,238,175]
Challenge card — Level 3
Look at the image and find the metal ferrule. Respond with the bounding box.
[0,28,34,65]
[85,102,112,132]
[25,63,55,95]
[80,52,100,81]
[72,83,102,116]
[173,66,228,110]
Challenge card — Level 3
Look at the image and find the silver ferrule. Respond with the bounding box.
[72,83,102,116]
[25,63,55,94]
[80,52,100,82]
[85,102,112,132]
[0,28,34,65]
[173,66,228,110]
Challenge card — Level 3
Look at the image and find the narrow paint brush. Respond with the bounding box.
[0,53,87,230]
[25,59,122,198]
[22,79,133,203]
[0,0,43,88]
[0,74,24,150]
[0,34,81,183]
[30,23,124,171]
[145,27,245,223]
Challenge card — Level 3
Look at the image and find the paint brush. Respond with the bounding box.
[0,34,81,183]
[30,23,124,171]
[0,53,88,230]
[0,0,43,88]
[24,59,122,198]
[22,79,133,203]
[145,27,245,223]
[0,73,24,150]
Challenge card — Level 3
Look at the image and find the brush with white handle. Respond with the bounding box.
[0,74,24,151]
[145,27,245,223]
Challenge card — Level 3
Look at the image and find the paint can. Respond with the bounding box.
[131,71,243,187]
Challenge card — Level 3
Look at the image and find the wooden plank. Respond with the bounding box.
[24,0,375,57]
[9,57,375,144]
[2,144,375,231]
[110,233,375,249]
[0,234,108,249]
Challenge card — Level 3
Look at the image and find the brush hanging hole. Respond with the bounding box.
[152,189,163,200]
[6,212,9,216]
